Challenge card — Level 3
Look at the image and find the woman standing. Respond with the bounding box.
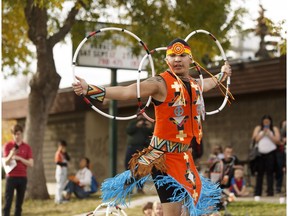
[252,115,280,196]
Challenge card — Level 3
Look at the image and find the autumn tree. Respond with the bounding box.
[255,4,286,57]
[114,0,246,68]
[2,0,245,199]
[2,0,102,199]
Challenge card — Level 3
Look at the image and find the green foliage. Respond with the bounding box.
[1,0,103,78]
[2,0,34,78]
[113,0,247,72]
[266,19,287,56]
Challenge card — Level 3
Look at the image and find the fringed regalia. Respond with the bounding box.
[101,70,222,215]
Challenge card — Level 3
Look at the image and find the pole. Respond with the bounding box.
[109,68,118,177]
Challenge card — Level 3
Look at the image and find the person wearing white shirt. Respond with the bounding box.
[64,157,92,200]
[252,115,280,197]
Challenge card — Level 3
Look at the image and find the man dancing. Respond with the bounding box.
[73,38,232,216]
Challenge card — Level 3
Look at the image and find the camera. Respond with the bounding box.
[14,144,19,150]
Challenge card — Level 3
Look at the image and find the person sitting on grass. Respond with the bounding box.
[229,168,249,197]
[142,201,153,216]
[64,157,92,200]
[152,201,163,216]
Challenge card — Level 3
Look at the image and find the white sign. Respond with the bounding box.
[77,33,147,70]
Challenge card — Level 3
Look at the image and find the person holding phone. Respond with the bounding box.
[2,124,33,216]
[252,115,280,197]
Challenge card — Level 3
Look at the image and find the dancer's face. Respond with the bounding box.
[166,53,192,76]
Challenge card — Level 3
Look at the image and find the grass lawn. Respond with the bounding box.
[2,180,286,215]
[221,201,286,216]
[8,195,288,216]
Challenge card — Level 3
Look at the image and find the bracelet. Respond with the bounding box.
[213,72,225,87]
[86,84,106,102]
[215,72,224,82]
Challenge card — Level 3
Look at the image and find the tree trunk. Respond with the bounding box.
[24,41,61,199]
[22,0,81,199]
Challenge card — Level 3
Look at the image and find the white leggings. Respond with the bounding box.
[55,166,67,202]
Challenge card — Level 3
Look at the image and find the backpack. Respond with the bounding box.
[90,175,98,193]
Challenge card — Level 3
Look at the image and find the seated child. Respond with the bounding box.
[142,202,153,216]
[229,168,249,197]
[152,201,163,216]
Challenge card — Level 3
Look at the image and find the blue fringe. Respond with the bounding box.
[154,175,222,215]
[101,170,151,206]
[101,171,221,215]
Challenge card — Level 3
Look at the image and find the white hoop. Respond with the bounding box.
[136,47,158,122]
[184,29,231,115]
[87,202,127,216]
[72,27,154,120]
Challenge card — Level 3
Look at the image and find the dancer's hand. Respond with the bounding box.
[72,76,88,96]
[220,61,232,81]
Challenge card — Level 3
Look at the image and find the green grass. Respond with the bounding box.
[18,196,288,216]
[20,193,149,216]
[2,180,286,216]
[222,201,286,216]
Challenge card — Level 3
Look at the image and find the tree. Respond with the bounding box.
[2,0,245,199]
[113,0,246,69]
[2,0,102,199]
[239,4,286,60]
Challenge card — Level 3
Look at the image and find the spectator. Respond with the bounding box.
[54,140,70,204]
[229,168,249,197]
[2,124,33,216]
[275,120,286,193]
[207,144,224,166]
[64,157,92,200]
[190,139,204,163]
[252,115,280,197]
[125,114,153,193]
[125,115,154,170]
[142,201,153,216]
[152,201,163,216]
[221,145,242,189]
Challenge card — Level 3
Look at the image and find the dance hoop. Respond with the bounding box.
[86,202,127,216]
[184,29,231,115]
[136,47,157,122]
[72,27,154,120]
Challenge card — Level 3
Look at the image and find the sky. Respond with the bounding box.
[1,0,287,101]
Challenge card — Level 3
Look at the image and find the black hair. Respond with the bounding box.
[260,114,273,131]
[167,38,191,48]
[84,157,90,169]
[58,140,67,147]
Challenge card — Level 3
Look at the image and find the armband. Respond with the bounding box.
[213,72,226,87]
[86,84,106,102]
[215,72,224,82]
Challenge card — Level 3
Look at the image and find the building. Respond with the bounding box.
[2,56,286,183]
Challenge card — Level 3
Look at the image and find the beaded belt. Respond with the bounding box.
[148,136,190,153]
[137,136,190,166]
